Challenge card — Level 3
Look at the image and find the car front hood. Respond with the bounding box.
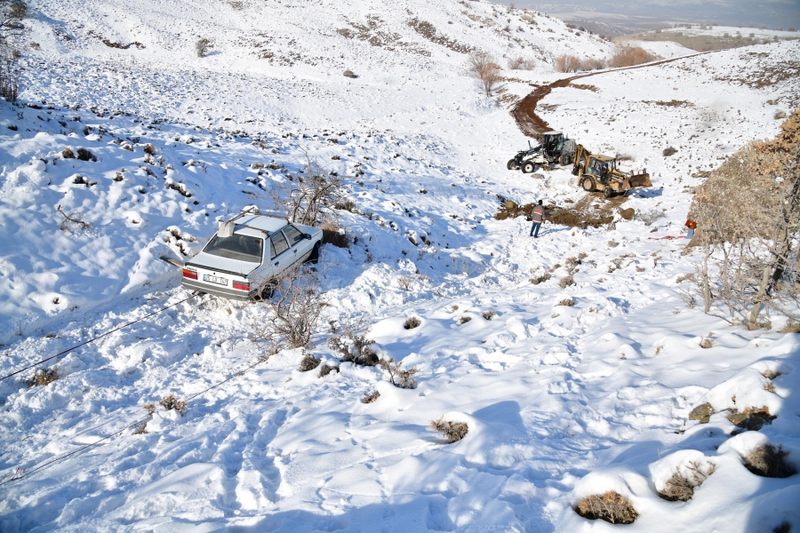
[185,252,260,276]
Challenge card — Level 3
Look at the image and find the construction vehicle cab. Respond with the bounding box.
[507,131,577,173]
[572,144,651,198]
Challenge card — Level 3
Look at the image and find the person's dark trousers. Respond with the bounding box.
[530,222,541,237]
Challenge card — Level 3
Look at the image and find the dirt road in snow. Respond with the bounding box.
[511,52,708,137]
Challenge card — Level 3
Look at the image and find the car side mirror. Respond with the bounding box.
[303,233,312,239]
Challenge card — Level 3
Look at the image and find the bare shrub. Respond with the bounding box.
[574,491,638,524]
[329,333,379,366]
[531,273,551,285]
[403,316,421,330]
[663,146,678,157]
[744,444,797,478]
[780,322,800,333]
[558,297,575,306]
[143,143,156,156]
[699,337,713,349]
[468,51,503,97]
[259,268,326,349]
[555,54,606,73]
[559,275,575,288]
[458,315,472,325]
[689,110,800,326]
[62,148,75,159]
[195,37,213,58]
[160,394,187,414]
[658,461,716,501]
[555,54,581,73]
[361,390,380,404]
[298,352,321,372]
[482,310,495,320]
[608,46,657,67]
[379,358,417,389]
[57,205,90,232]
[26,367,59,387]
[508,56,536,70]
[278,159,344,227]
[431,418,468,443]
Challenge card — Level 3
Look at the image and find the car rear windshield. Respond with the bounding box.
[203,234,263,263]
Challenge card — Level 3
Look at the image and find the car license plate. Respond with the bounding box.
[203,274,228,286]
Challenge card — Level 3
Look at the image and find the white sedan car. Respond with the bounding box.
[181,211,323,300]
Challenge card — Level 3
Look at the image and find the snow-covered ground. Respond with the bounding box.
[1,1,799,531]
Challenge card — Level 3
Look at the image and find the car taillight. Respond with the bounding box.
[233,281,250,291]
[182,268,198,280]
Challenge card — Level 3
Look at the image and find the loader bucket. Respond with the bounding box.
[630,172,652,188]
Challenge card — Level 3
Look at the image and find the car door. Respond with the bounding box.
[268,230,294,277]
[281,224,310,266]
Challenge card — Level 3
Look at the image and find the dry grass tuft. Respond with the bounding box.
[699,338,713,349]
[403,316,422,330]
[658,461,716,501]
[482,310,495,320]
[361,390,380,404]
[744,444,797,478]
[574,491,638,524]
[531,273,551,285]
[26,367,59,387]
[558,297,576,307]
[431,418,469,443]
[160,394,187,414]
[559,275,575,288]
[298,352,321,372]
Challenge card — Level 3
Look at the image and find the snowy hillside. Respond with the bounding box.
[1,0,799,531]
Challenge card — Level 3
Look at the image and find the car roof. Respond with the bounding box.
[233,214,287,237]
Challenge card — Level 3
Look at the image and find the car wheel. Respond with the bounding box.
[581,176,595,192]
[507,159,519,170]
[522,162,536,173]
[603,186,613,199]
[259,280,277,300]
[307,242,321,264]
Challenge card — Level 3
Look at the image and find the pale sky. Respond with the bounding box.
[494,0,800,30]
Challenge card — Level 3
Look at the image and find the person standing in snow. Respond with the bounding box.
[530,200,545,238]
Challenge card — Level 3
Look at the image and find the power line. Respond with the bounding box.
[0,293,198,383]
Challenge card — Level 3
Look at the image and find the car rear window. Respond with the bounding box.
[204,234,263,262]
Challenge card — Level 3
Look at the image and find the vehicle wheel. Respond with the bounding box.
[572,164,582,176]
[559,153,572,166]
[603,187,613,199]
[259,280,277,300]
[507,159,519,170]
[307,242,321,264]
[581,176,595,192]
[522,162,536,173]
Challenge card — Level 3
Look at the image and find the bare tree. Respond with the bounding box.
[468,51,503,97]
[0,1,25,102]
[690,111,800,327]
